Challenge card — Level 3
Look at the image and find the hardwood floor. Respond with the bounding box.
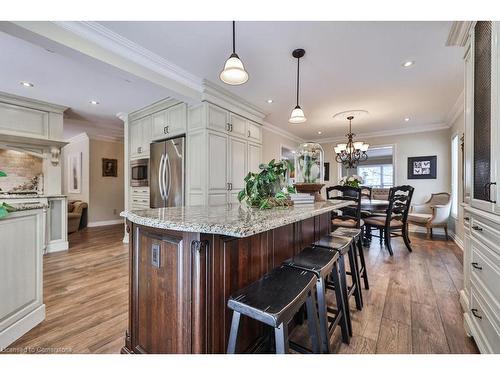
[4,225,478,354]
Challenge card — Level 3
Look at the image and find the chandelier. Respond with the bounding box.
[334,115,369,168]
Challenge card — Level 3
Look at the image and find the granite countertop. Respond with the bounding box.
[8,202,48,212]
[121,201,350,238]
[0,194,67,199]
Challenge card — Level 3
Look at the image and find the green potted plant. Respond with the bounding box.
[238,159,296,209]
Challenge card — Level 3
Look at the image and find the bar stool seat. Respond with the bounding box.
[283,247,350,353]
[227,265,321,354]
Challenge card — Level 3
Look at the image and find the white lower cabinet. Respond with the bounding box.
[208,131,229,204]
[462,205,500,353]
[0,209,46,349]
[247,142,262,174]
[228,137,247,202]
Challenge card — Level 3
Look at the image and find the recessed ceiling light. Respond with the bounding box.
[266,99,273,104]
[404,117,410,122]
[317,131,322,135]
[20,81,34,87]
[89,100,99,105]
[402,60,415,68]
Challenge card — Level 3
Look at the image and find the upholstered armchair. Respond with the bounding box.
[407,192,451,240]
[68,200,88,234]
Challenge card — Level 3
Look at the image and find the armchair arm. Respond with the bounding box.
[411,203,432,214]
[430,204,451,225]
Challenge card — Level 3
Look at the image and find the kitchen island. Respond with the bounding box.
[120,201,349,354]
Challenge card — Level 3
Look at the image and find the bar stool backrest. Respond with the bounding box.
[386,185,414,226]
[325,185,362,227]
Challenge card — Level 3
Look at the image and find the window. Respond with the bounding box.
[357,164,393,188]
[451,134,459,217]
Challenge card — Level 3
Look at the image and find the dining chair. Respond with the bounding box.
[325,185,363,228]
[360,186,372,200]
[363,185,414,256]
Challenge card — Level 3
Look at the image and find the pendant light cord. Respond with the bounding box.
[296,57,300,106]
[232,21,236,54]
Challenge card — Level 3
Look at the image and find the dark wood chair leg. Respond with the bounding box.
[330,261,350,345]
[314,278,330,352]
[337,255,352,336]
[356,236,369,289]
[379,228,383,245]
[444,225,449,240]
[274,322,289,354]
[227,311,241,354]
[384,228,394,256]
[406,223,412,243]
[402,226,413,253]
[305,291,321,354]
[430,227,433,239]
[348,243,363,309]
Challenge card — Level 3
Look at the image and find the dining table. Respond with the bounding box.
[360,199,389,212]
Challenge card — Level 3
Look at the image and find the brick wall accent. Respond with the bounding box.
[0,149,43,192]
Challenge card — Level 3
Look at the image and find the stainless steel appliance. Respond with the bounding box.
[150,136,185,208]
[130,158,149,187]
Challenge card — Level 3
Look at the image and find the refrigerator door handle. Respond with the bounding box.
[164,152,171,200]
[158,154,165,200]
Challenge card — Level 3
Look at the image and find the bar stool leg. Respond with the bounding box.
[274,322,289,354]
[305,291,322,354]
[314,278,330,353]
[356,236,370,290]
[227,311,241,354]
[338,255,353,336]
[330,261,350,345]
[348,243,363,310]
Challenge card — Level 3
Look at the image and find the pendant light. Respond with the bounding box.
[220,21,249,85]
[289,48,306,124]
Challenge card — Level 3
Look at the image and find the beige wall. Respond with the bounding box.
[62,133,90,204]
[88,139,124,224]
[262,128,300,164]
[322,129,452,205]
[0,149,42,192]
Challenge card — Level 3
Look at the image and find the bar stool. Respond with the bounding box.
[283,246,350,353]
[227,265,321,354]
[332,227,369,290]
[313,234,363,336]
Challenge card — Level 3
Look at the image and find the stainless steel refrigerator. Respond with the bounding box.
[150,136,185,208]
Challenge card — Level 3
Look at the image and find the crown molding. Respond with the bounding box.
[53,21,204,94]
[0,91,67,113]
[116,112,128,122]
[201,80,268,123]
[446,21,473,47]
[88,134,124,143]
[262,121,305,144]
[65,132,89,144]
[128,97,180,121]
[313,122,451,144]
[446,89,465,126]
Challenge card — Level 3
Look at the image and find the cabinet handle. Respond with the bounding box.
[464,217,470,222]
[226,123,231,132]
[471,262,482,270]
[471,308,482,320]
[164,126,169,134]
[472,225,483,232]
[247,130,251,137]
[229,182,232,191]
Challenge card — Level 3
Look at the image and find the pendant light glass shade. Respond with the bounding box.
[220,53,249,85]
[289,105,307,123]
[220,21,248,86]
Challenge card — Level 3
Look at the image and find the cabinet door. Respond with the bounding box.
[208,104,229,133]
[246,121,262,143]
[464,38,473,204]
[229,113,247,138]
[130,119,142,157]
[168,103,187,135]
[229,137,247,203]
[0,102,49,139]
[247,142,262,174]
[152,110,168,140]
[140,116,152,156]
[208,131,228,202]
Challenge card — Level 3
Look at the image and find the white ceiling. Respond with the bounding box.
[0,22,464,141]
[97,21,465,140]
[0,28,169,139]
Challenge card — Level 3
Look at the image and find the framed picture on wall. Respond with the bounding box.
[407,155,437,179]
[102,158,118,177]
[67,152,82,193]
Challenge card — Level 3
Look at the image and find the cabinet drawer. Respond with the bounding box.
[470,286,500,353]
[471,238,500,307]
[471,215,500,256]
[229,113,247,138]
[246,121,262,143]
[131,187,150,195]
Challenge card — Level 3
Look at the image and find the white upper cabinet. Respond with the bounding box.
[130,116,152,158]
[208,131,229,195]
[247,142,262,174]
[229,113,247,138]
[152,103,187,140]
[247,121,262,143]
[228,137,247,203]
[208,104,229,133]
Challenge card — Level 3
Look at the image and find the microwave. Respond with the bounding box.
[130,158,149,187]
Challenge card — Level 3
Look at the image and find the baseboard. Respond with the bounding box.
[87,219,124,227]
[46,240,69,253]
[0,304,45,350]
[451,232,464,250]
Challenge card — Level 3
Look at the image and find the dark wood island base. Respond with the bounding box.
[122,212,332,354]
